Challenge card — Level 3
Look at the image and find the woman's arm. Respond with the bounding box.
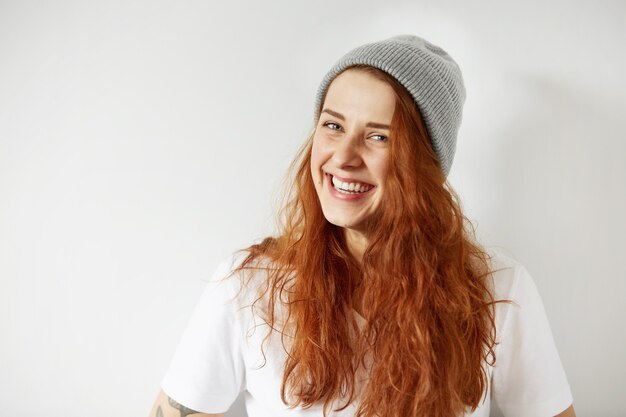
[148,389,224,417]
[555,404,576,417]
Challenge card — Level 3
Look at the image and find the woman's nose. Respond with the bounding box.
[331,134,363,168]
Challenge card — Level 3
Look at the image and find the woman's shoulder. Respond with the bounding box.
[208,249,273,285]
[481,246,554,340]
[208,249,282,305]
[210,249,272,278]
[482,245,535,302]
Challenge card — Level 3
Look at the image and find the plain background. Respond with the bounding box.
[1,0,625,416]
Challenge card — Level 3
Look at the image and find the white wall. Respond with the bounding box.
[1,0,624,416]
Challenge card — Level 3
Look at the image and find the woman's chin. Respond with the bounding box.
[323,215,366,234]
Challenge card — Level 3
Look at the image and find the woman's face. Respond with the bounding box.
[311,69,396,234]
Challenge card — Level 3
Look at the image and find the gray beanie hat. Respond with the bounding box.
[314,35,465,177]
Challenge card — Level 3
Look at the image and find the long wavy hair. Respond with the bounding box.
[232,65,508,417]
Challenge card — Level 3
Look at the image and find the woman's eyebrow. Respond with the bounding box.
[321,108,390,130]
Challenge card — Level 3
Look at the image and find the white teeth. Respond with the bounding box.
[330,175,372,193]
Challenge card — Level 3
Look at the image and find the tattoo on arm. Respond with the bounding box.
[156,406,164,417]
[168,397,202,417]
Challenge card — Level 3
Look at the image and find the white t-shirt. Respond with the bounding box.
[161,247,573,417]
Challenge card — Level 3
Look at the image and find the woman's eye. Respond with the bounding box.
[324,122,341,131]
[370,134,388,142]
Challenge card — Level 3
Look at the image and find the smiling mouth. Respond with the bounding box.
[329,174,374,194]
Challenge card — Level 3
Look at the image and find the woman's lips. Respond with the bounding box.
[326,173,375,201]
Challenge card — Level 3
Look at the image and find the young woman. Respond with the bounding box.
[149,35,576,417]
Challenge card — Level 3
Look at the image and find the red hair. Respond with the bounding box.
[233,65,509,417]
